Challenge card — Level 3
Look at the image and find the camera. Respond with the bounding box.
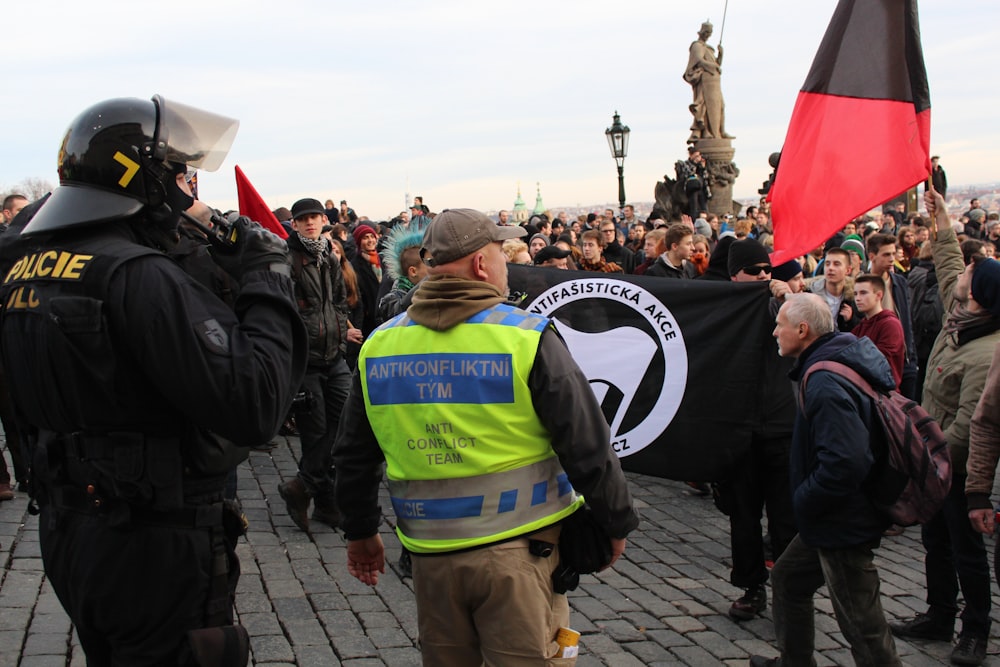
[180,209,238,249]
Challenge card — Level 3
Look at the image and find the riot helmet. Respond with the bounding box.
[23,95,239,236]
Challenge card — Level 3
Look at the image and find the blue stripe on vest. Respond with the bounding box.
[391,474,574,522]
[531,481,548,506]
[557,473,572,497]
[367,352,514,405]
[391,495,484,520]
[498,489,518,513]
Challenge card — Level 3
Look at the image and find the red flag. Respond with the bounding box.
[768,0,930,266]
[235,165,288,239]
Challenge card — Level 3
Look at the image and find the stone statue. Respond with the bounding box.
[683,21,733,143]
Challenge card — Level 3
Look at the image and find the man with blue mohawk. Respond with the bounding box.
[377,222,430,324]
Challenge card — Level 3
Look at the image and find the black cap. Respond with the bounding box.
[533,245,572,265]
[290,198,325,220]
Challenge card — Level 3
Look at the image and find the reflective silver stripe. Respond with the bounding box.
[389,457,578,541]
[482,309,509,325]
[517,315,547,330]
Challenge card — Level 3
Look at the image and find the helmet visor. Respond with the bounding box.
[156,97,239,172]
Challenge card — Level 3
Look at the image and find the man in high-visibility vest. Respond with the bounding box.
[334,208,639,665]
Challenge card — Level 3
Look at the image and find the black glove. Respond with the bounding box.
[210,216,291,280]
[558,505,613,575]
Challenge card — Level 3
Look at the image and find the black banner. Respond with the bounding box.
[509,266,772,481]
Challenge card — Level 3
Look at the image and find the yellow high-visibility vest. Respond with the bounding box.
[360,303,583,553]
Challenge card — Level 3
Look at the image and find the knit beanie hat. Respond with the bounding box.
[841,234,866,261]
[727,238,771,276]
[352,224,377,246]
[969,209,987,225]
[772,259,803,282]
[971,257,1000,316]
[528,233,550,248]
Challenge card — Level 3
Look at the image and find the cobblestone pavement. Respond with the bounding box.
[1,437,998,666]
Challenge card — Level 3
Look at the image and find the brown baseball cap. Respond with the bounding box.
[420,208,525,267]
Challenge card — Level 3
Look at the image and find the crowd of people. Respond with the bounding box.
[3,93,1000,666]
[304,188,996,667]
[209,187,1000,665]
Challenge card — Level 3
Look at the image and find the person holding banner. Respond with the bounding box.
[720,239,797,622]
[334,208,639,665]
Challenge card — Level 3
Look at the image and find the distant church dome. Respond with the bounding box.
[512,182,529,224]
[532,182,546,216]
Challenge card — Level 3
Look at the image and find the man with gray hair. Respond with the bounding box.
[751,293,901,666]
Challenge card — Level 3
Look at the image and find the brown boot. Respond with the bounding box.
[311,486,341,529]
[278,477,311,532]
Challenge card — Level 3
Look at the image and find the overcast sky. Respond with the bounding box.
[3,0,997,220]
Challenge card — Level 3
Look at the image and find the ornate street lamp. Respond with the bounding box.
[605,111,630,218]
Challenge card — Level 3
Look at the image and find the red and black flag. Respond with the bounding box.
[768,0,930,266]
[235,165,288,239]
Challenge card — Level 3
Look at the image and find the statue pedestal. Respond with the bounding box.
[694,138,739,218]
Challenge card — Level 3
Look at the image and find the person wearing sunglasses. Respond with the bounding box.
[715,238,797,623]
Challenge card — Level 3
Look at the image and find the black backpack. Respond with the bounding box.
[801,360,951,526]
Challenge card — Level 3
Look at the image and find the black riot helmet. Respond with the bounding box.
[23,95,239,236]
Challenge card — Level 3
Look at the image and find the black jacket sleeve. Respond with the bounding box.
[114,259,308,446]
[333,370,385,540]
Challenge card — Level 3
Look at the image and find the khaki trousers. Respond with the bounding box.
[412,527,576,666]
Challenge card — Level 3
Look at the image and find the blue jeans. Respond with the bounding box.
[771,534,900,667]
[921,473,992,637]
[295,360,351,497]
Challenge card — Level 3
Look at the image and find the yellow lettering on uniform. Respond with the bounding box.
[4,257,26,284]
[20,254,40,280]
[51,252,73,278]
[33,251,59,277]
[113,151,140,188]
[60,254,93,280]
[7,287,41,310]
[12,287,29,309]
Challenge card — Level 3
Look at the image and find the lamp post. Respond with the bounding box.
[605,111,630,219]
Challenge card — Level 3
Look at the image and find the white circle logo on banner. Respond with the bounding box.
[526,278,688,458]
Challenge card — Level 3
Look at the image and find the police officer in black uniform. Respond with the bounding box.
[0,95,308,666]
